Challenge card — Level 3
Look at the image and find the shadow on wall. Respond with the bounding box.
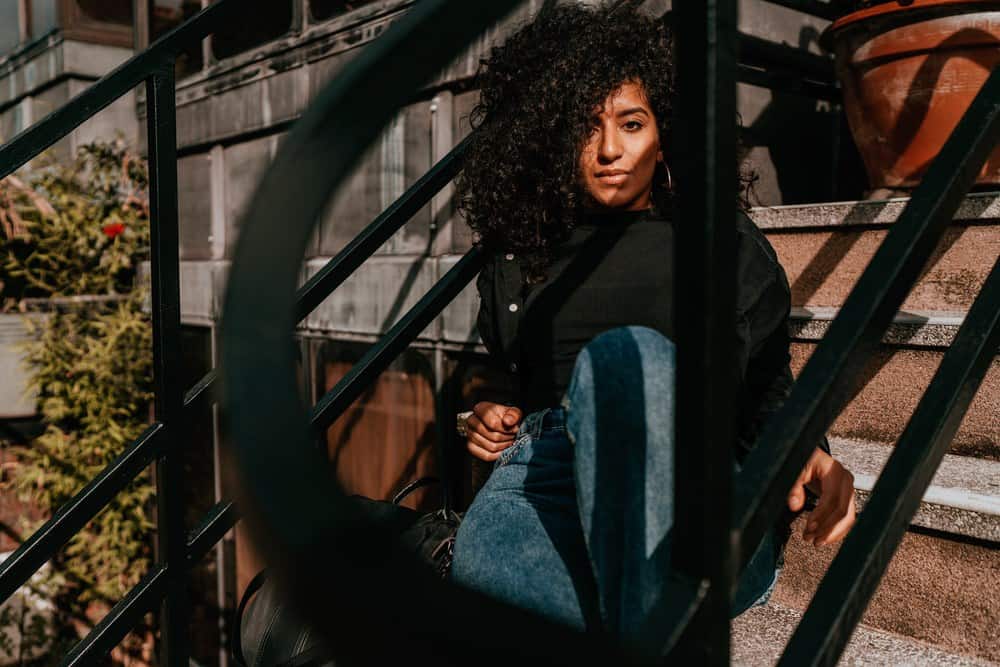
[743,26,868,206]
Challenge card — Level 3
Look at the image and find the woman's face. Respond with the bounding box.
[578,81,662,211]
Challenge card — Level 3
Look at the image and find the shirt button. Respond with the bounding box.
[509,363,518,372]
[508,303,518,312]
[505,253,514,260]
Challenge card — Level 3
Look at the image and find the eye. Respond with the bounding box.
[623,120,644,131]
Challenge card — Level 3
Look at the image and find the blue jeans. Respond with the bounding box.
[451,326,780,654]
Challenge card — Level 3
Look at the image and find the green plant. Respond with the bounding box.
[0,141,149,310]
[0,139,154,663]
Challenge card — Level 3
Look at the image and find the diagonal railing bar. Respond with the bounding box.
[0,423,164,604]
[737,31,834,83]
[778,253,1000,667]
[295,135,471,323]
[178,137,472,420]
[183,368,218,407]
[309,249,485,433]
[737,66,840,102]
[186,500,238,566]
[732,64,1000,570]
[61,564,168,667]
[0,0,244,181]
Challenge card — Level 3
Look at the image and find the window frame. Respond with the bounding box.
[60,0,134,48]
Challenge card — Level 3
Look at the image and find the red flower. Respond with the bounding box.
[103,222,126,239]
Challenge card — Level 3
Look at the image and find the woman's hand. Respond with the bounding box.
[787,447,857,547]
[466,401,524,462]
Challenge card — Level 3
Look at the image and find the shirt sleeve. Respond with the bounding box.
[734,233,832,463]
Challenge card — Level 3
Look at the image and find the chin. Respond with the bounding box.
[592,189,639,209]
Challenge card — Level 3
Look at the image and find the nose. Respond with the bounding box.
[597,122,623,164]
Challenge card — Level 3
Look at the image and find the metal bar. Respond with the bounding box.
[186,500,238,565]
[61,565,169,667]
[668,0,738,663]
[760,0,841,21]
[146,61,189,667]
[778,254,1000,667]
[0,423,164,604]
[738,32,835,83]
[309,249,485,433]
[294,135,470,323]
[0,0,244,180]
[732,64,1000,570]
[737,65,841,103]
[183,367,217,407]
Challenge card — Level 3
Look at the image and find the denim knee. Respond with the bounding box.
[561,325,675,415]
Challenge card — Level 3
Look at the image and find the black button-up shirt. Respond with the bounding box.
[474,210,831,464]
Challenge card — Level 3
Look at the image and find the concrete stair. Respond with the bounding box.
[732,602,998,666]
[750,193,1000,664]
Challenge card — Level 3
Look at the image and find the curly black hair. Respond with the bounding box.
[457,3,757,285]
[455,3,756,283]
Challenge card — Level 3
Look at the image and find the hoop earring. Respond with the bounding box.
[664,162,673,193]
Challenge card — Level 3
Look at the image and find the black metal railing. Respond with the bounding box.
[0,2,248,664]
[1,0,995,663]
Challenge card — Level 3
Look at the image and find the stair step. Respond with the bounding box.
[751,191,1000,230]
[790,307,969,349]
[732,602,998,666]
[829,437,1000,543]
[751,193,999,314]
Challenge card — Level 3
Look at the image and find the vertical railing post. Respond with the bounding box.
[670,0,739,663]
[146,60,189,666]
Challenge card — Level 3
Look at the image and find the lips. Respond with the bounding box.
[595,170,629,184]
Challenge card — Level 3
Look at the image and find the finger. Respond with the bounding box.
[815,508,856,546]
[803,489,841,542]
[466,439,501,462]
[815,484,858,546]
[787,466,812,513]
[468,429,513,454]
[501,407,524,432]
[467,415,518,443]
[474,404,509,432]
[806,478,854,544]
[814,494,857,546]
[787,482,807,513]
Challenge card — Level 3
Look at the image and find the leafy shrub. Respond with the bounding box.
[0,139,153,662]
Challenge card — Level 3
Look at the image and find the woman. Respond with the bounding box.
[450,4,856,655]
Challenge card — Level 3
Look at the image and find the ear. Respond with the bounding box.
[657,148,664,163]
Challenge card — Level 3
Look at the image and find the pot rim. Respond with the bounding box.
[821,0,1000,50]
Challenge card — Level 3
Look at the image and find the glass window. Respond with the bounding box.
[311,0,377,22]
[211,2,293,61]
[76,0,133,26]
[0,3,21,53]
[30,0,59,38]
[151,0,203,79]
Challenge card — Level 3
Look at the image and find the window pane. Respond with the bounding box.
[211,2,292,61]
[0,4,20,52]
[152,0,203,79]
[311,0,377,22]
[76,0,133,26]
[31,0,59,38]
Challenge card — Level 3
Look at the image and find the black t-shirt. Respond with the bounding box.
[516,207,674,413]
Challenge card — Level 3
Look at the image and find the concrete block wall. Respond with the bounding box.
[0,36,138,162]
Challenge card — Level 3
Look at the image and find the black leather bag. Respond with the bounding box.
[232,483,462,667]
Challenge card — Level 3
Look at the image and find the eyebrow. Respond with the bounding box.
[615,107,650,118]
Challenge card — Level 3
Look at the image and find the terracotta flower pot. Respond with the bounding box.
[822,0,1000,195]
